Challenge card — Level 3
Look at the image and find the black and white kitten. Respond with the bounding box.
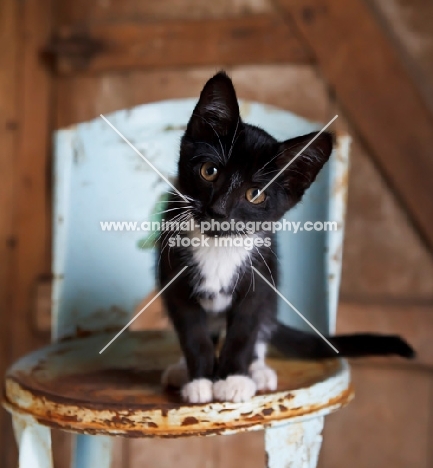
[158,71,414,404]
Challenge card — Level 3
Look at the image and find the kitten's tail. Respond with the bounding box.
[270,321,415,359]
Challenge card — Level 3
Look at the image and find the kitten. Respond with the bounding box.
[158,71,414,404]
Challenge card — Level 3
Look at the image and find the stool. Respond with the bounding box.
[3,330,352,467]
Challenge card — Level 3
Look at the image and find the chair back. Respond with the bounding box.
[52,99,349,340]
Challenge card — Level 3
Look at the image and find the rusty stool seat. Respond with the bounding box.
[3,330,353,467]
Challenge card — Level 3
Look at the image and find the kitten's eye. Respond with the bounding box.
[200,162,219,182]
[246,188,266,204]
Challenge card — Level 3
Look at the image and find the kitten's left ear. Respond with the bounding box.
[276,131,333,204]
[186,71,240,139]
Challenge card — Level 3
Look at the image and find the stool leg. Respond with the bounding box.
[72,434,112,468]
[264,417,324,468]
[12,414,53,468]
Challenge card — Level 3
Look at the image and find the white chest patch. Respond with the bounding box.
[189,231,250,313]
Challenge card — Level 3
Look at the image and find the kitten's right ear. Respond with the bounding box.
[186,71,240,140]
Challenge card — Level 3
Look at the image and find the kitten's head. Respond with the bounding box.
[178,71,333,234]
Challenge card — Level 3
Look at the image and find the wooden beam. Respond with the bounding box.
[277,0,433,252]
[0,1,19,466]
[47,16,313,74]
[2,0,54,466]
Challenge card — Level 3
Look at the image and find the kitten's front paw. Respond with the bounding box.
[249,361,278,391]
[213,376,257,402]
[161,359,188,388]
[182,378,213,403]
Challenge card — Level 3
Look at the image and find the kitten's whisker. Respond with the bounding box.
[254,247,275,289]
[227,117,241,160]
[244,250,255,296]
[231,271,240,295]
[166,212,193,268]
[166,190,195,202]
[158,220,185,270]
[192,144,221,161]
[154,206,192,216]
[155,200,190,204]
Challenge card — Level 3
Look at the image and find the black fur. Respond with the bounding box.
[158,71,414,385]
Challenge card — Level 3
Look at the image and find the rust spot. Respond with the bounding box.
[333,170,349,197]
[262,408,274,416]
[245,414,264,422]
[59,414,78,423]
[147,422,158,428]
[161,408,168,417]
[279,404,288,412]
[181,416,199,426]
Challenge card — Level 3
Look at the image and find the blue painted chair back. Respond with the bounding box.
[52,99,349,340]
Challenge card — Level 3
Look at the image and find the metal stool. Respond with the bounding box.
[4,331,352,467]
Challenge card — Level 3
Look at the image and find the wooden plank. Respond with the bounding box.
[340,134,433,300]
[277,0,433,252]
[367,0,433,117]
[2,0,54,466]
[55,64,329,128]
[0,1,19,466]
[50,16,313,74]
[56,0,274,24]
[319,364,431,468]
[125,294,433,368]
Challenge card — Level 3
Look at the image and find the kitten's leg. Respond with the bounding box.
[165,302,215,403]
[161,332,220,388]
[161,357,188,388]
[213,298,261,402]
[249,342,277,391]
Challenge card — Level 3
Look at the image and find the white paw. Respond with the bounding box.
[213,375,257,402]
[249,360,278,391]
[161,359,188,388]
[181,378,213,403]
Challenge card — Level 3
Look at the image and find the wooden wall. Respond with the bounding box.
[1,0,433,467]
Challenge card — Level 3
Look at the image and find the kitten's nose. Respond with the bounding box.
[206,205,227,220]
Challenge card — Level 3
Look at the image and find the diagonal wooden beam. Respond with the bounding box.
[277,0,433,252]
[45,16,313,74]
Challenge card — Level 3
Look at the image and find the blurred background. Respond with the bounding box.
[1,0,433,467]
